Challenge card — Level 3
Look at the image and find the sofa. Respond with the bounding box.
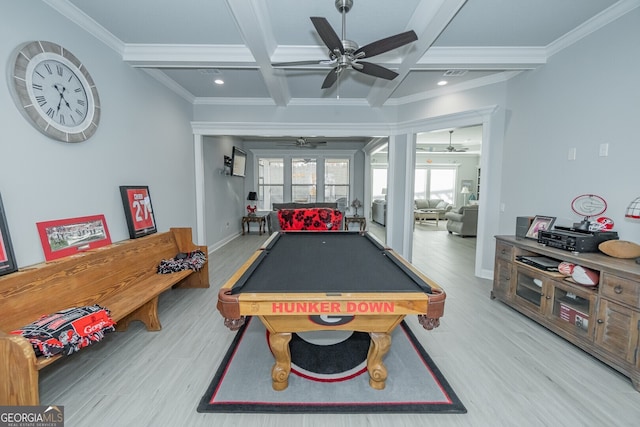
[372,199,387,226]
[414,199,453,220]
[269,202,342,231]
[445,205,479,237]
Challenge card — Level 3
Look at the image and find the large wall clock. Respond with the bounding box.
[8,41,100,143]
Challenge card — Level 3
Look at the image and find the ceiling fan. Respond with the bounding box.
[418,130,469,153]
[272,0,418,89]
[441,130,468,152]
[277,137,328,148]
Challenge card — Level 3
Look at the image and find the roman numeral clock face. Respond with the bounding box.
[9,41,100,143]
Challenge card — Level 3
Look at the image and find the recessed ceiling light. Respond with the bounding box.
[437,80,448,86]
[214,79,224,85]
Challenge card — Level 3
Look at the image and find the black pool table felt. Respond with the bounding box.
[231,232,432,294]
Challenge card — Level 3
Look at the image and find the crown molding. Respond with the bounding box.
[546,0,640,58]
[43,0,124,55]
[419,46,546,68]
[387,71,521,107]
[122,44,255,67]
[191,121,394,136]
[142,69,195,103]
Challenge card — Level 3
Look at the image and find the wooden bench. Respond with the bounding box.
[0,227,208,406]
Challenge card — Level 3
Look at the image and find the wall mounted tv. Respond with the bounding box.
[231,146,247,177]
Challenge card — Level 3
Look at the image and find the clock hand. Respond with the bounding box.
[56,85,72,110]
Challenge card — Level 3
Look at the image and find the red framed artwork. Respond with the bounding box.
[0,194,18,275]
[36,215,112,262]
[119,186,157,239]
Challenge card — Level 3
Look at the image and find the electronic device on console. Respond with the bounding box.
[538,226,618,253]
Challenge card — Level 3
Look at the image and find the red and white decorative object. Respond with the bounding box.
[559,303,589,331]
[594,216,614,231]
[626,196,640,219]
[558,262,575,276]
[246,192,258,215]
[571,265,599,286]
[119,186,157,239]
[36,215,112,262]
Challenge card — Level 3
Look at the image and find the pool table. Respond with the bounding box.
[217,231,446,391]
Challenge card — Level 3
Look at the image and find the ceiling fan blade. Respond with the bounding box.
[310,17,344,55]
[321,68,339,89]
[353,61,398,80]
[271,60,328,67]
[354,30,418,58]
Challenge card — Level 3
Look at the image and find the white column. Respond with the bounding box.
[193,134,206,246]
[386,133,416,260]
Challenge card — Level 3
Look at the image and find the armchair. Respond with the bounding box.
[445,205,479,237]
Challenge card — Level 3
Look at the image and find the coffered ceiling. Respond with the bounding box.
[46,0,635,108]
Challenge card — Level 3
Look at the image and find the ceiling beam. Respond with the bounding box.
[367,0,468,107]
[225,0,291,106]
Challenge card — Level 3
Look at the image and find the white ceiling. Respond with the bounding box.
[47,0,634,109]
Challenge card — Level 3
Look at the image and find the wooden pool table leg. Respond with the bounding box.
[269,332,292,391]
[367,332,392,390]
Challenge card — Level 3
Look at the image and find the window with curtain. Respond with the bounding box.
[291,158,317,203]
[324,159,349,206]
[257,158,284,210]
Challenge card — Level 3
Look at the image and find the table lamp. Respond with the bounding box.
[461,187,470,206]
[246,192,257,215]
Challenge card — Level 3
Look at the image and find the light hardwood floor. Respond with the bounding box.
[38,224,640,426]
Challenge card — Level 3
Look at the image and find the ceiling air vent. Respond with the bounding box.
[443,70,468,77]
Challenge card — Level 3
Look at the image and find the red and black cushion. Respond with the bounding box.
[278,208,343,231]
[11,305,116,357]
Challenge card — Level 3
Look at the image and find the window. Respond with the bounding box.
[415,167,457,204]
[372,167,387,200]
[257,158,283,210]
[324,159,349,206]
[291,158,317,203]
[255,150,355,209]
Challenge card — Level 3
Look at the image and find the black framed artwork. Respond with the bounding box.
[119,186,157,239]
[0,194,18,276]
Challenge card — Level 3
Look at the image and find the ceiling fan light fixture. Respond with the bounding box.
[335,0,353,13]
[274,0,418,90]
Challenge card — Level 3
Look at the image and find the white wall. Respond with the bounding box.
[202,136,245,247]
[1,2,196,267]
[501,8,640,241]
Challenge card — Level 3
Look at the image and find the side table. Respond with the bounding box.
[344,216,367,231]
[242,213,267,235]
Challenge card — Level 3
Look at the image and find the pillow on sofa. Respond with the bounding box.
[435,201,448,209]
[415,199,429,210]
[278,208,343,231]
[11,305,116,357]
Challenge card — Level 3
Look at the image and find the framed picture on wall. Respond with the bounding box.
[0,194,18,276]
[36,214,112,262]
[525,215,556,239]
[120,186,157,239]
